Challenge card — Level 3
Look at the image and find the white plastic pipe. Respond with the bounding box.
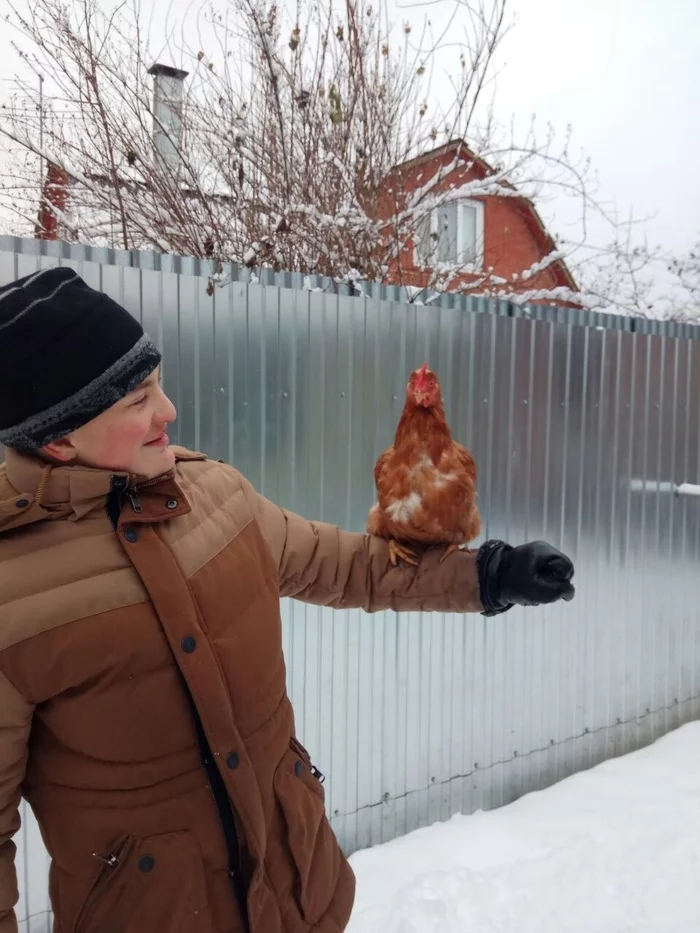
[628,479,700,498]
[629,480,678,494]
[676,483,700,498]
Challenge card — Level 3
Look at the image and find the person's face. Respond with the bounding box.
[42,367,177,480]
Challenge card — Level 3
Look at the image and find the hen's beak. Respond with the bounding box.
[413,390,430,406]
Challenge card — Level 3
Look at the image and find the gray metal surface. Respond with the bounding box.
[2,241,700,933]
[3,232,700,340]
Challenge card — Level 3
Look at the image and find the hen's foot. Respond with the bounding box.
[388,539,418,567]
[439,543,461,564]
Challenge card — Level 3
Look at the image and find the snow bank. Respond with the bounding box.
[348,722,700,933]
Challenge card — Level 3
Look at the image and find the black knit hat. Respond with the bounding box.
[0,267,162,449]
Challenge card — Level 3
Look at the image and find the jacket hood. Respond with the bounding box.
[0,447,204,535]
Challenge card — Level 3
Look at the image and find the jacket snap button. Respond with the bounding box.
[15,498,29,509]
[124,527,138,544]
[166,499,178,510]
[294,760,304,778]
[226,752,240,770]
[138,855,155,873]
[181,635,196,653]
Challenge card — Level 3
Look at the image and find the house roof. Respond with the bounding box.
[394,139,578,293]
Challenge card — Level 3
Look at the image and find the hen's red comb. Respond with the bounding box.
[415,362,429,389]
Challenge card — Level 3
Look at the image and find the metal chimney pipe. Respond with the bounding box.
[148,63,189,173]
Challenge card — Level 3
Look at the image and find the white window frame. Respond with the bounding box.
[414,198,485,272]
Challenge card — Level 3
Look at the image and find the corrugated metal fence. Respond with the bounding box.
[2,237,700,933]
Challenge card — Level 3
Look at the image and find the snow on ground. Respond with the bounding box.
[348,722,700,933]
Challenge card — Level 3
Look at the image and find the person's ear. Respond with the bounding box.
[41,436,79,463]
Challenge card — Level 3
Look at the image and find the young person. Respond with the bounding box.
[0,267,574,933]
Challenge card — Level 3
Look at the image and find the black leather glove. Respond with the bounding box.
[477,540,575,617]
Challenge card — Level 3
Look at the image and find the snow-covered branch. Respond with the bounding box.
[0,0,678,315]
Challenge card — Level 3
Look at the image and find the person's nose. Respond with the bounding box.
[154,386,177,425]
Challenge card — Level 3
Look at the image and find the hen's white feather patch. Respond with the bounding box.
[387,491,422,523]
[433,470,458,488]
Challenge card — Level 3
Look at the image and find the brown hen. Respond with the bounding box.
[366,363,481,566]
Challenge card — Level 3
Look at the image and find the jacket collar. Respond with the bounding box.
[0,447,204,533]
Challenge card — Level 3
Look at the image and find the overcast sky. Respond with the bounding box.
[492,0,700,255]
[0,0,697,258]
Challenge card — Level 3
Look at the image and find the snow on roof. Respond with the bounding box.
[392,138,578,293]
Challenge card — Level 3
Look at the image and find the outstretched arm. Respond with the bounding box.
[238,474,574,614]
[252,490,484,613]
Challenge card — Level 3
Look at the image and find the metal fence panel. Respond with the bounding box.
[2,240,700,933]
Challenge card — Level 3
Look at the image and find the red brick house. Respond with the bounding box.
[35,128,577,305]
[35,162,71,241]
[378,139,578,303]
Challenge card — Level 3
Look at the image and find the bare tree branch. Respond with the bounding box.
[0,0,673,315]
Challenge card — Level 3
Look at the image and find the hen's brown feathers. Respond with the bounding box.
[367,367,481,550]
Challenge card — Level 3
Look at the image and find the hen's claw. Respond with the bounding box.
[388,539,418,567]
[439,543,461,564]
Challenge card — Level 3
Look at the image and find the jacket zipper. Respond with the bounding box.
[126,489,143,514]
[74,837,133,933]
[170,550,250,931]
[183,683,250,931]
[311,764,325,783]
[104,484,250,931]
[290,737,325,784]
[107,468,177,528]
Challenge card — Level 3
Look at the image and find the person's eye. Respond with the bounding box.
[130,394,148,407]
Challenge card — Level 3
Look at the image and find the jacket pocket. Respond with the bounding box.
[73,830,212,933]
[273,741,341,926]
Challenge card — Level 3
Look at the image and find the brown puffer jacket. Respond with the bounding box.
[0,448,483,933]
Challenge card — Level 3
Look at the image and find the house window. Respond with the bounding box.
[414,200,484,270]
